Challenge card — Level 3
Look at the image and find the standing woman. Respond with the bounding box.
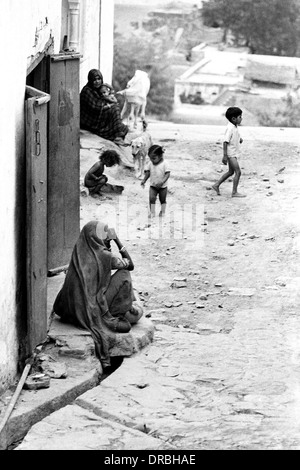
[80,69,129,144]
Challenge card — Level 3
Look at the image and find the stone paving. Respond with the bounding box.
[16,313,300,450]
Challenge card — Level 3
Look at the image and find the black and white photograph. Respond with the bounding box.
[0,0,300,453]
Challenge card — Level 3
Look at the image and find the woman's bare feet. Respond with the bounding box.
[232,192,246,198]
[212,184,220,195]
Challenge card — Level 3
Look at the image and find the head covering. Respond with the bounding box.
[87,69,103,87]
[96,221,109,240]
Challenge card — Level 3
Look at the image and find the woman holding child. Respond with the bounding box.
[80,69,129,144]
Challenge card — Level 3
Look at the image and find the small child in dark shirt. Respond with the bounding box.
[84,150,124,196]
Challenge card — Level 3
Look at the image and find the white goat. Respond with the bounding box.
[117,70,150,130]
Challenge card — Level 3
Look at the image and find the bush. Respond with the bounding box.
[257,96,300,127]
[236,92,300,127]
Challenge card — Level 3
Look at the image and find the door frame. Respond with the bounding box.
[25,85,50,355]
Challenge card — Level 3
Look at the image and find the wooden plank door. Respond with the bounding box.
[47,53,81,272]
[25,85,50,354]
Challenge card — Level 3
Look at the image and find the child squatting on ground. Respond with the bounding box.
[141,144,170,218]
[84,149,124,197]
[212,106,246,198]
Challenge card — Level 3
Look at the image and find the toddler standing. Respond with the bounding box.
[141,145,170,217]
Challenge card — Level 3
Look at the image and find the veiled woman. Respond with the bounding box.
[53,221,143,369]
[80,69,129,144]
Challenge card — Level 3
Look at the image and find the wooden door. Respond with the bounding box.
[47,53,80,272]
[25,86,50,354]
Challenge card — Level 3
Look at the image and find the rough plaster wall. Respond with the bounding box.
[79,0,101,89]
[0,0,62,392]
[25,0,62,54]
[79,0,114,90]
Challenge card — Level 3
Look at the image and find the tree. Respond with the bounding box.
[202,0,300,56]
[201,0,242,43]
[112,32,174,117]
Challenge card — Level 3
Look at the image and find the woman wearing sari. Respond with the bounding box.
[80,69,129,144]
[53,221,143,369]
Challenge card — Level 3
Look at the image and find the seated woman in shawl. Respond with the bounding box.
[53,221,143,369]
[80,69,129,145]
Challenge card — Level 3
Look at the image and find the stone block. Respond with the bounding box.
[109,317,155,357]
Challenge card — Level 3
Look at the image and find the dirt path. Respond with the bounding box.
[80,125,300,335]
[76,123,300,446]
[14,123,300,450]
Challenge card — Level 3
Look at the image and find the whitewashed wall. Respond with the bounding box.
[79,0,114,90]
[25,0,62,57]
[0,0,114,391]
[0,0,62,391]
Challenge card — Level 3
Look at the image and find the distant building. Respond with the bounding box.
[174,46,247,107]
[143,4,202,36]
[174,45,300,108]
[244,55,300,94]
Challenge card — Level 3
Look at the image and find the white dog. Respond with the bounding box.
[131,131,153,179]
[117,70,151,130]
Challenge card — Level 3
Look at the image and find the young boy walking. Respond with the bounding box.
[141,144,170,217]
[212,106,246,198]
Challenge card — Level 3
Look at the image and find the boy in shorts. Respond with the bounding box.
[212,106,246,198]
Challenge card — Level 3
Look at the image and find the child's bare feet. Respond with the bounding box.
[212,184,220,195]
[232,192,246,198]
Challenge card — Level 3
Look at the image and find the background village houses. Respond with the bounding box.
[172,44,300,125]
[175,46,300,106]
[0,0,115,394]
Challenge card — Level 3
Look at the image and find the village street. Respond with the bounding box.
[16,121,300,450]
